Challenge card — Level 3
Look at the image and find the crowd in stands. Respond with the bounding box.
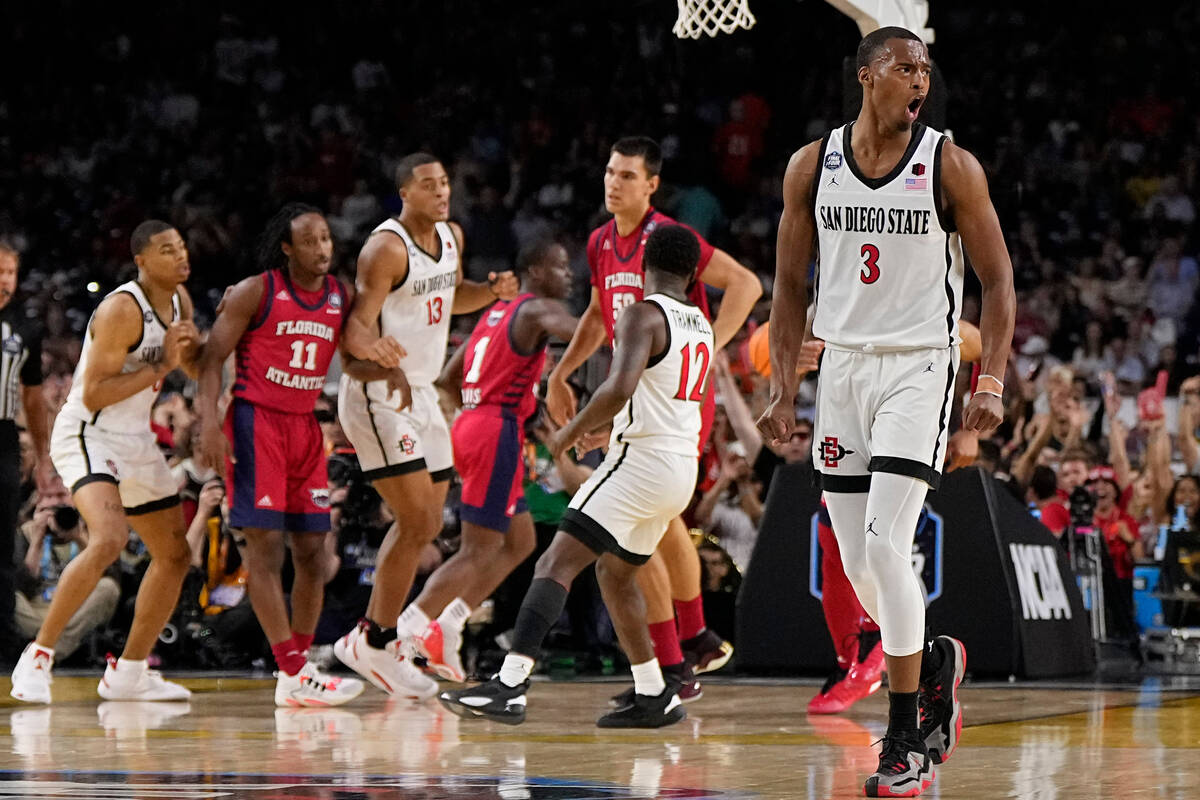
[2,3,1200,668]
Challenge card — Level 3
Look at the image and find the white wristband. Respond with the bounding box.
[978,374,1005,390]
[975,389,1002,398]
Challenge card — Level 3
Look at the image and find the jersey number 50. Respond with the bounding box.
[860,243,881,284]
[674,342,711,402]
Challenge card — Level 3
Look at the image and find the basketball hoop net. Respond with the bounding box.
[673,0,756,39]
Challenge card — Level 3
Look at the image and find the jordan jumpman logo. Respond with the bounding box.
[866,517,878,536]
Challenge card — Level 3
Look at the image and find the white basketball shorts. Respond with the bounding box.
[338,377,454,482]
[561,443,697,564]
[813,345,960,492]
[50,417,180,514]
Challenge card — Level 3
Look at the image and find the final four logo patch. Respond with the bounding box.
[824,151,843,170]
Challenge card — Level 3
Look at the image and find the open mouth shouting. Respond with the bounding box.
[906,95,925,122]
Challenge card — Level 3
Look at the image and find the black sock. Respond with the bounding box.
[888,691,919,735]
[511,578,570,656]
[364,619,397,650]
[857,629,882,662]
[919,638,944,681]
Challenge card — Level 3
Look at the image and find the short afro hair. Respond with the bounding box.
[130,220,176,257]
[643,224,700,279]
[395,152,442,190]
[856,26,924,70]
[611,136,663,178]
[515,239,561,278]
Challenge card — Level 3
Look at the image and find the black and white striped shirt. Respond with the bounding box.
[0,305,43,421]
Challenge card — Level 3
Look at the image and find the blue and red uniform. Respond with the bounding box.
[453,293,547,532]
[587,208,717,455]
[227,269,346,531]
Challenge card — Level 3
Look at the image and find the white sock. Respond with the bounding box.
[31,644,55,661]
[498,653,535,688]
[115,658,147,674]
[397,604,432,639]
[631,658,667,697]
[438,598,472,635]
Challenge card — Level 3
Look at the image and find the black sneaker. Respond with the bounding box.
[597,686,686,728]
[607,662,702,708]
[681,629,734,675]
[863,731,935,797]
[438,676,528,725]
[919,636,966,764]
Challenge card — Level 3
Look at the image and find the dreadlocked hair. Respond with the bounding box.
[255,202,322,273]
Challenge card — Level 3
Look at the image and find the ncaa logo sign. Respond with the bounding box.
[824,151,843,171]
[809,503,944,605]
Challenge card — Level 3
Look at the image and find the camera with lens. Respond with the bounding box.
[1068,484,1095,530]
[51,505,80,533]
[328,451,384,535]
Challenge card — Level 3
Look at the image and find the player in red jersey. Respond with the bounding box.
[196,204,400,708]
[546,136,762,701]
[402,240,578,681]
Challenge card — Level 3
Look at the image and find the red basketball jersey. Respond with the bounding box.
[460,293,547,424]
[587,208,715,343]
[233,269,346,414]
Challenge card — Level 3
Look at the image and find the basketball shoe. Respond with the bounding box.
[98,655,191,701]
[863,731,935,797]
[680,629,733,675]
[808,634,885,714]
[335,620,438,699]
[439,676,529,725]
[597,686,685,729]
[10,643,54,704]
[919,635,966,764]
[275,662,365,708]
[417,619,465,682]
[609,661,701,708]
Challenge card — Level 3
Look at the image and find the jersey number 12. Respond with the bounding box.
[674,342,711,402]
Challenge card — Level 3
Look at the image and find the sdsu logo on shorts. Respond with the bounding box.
[399,434,417,456]
[820,436,854,468]
[809,504,944,604]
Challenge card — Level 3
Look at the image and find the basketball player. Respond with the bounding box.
[12,220,199,704]
[440,224,710,728]
[757,28,1014,797]
[196,204,385,707]
[403,240,578,682]
[546,136,760,700]
[334,153,519,699]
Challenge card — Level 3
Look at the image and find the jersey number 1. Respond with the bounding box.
[674,342,711,402]
[860,243,881,284]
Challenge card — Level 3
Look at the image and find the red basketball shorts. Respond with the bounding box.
[226,399,330,532]
[452,408,528,533]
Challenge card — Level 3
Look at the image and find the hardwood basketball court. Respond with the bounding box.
[2,674,1197,797]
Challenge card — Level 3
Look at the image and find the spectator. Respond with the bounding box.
[14,490,118,660]
[693,444,763,571]
[1146,237,1199,325]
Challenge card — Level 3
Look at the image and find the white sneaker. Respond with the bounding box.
[334,621,438,699]
[97,656,192,701]
[275,661,365,708]
[10,643,54,704]
[417,620,466,682]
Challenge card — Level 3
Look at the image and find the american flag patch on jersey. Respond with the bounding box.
[905,177,927,190]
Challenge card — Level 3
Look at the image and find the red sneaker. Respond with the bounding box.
[807,641,885,715]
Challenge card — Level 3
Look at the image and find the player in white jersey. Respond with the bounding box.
[758,28,1015,798]
[335,152,518,697]
[440,224,709,729]
[12,220,201,705]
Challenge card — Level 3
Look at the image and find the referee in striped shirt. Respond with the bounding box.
[0,243,53,661]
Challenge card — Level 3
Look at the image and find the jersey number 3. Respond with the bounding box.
[860,243,881,284]
[674,342,711,402]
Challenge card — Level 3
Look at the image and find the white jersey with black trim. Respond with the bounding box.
[608,293,713,457]
[58,280,180,434]
[811,122,965,352]
[361,217,459,403]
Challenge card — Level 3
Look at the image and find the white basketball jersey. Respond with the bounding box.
[59,280,180,434]
[363,218,459,401]
[811,123,965,352]
[609,294,713,456]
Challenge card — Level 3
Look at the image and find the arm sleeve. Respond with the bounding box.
[19,326,43,386]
